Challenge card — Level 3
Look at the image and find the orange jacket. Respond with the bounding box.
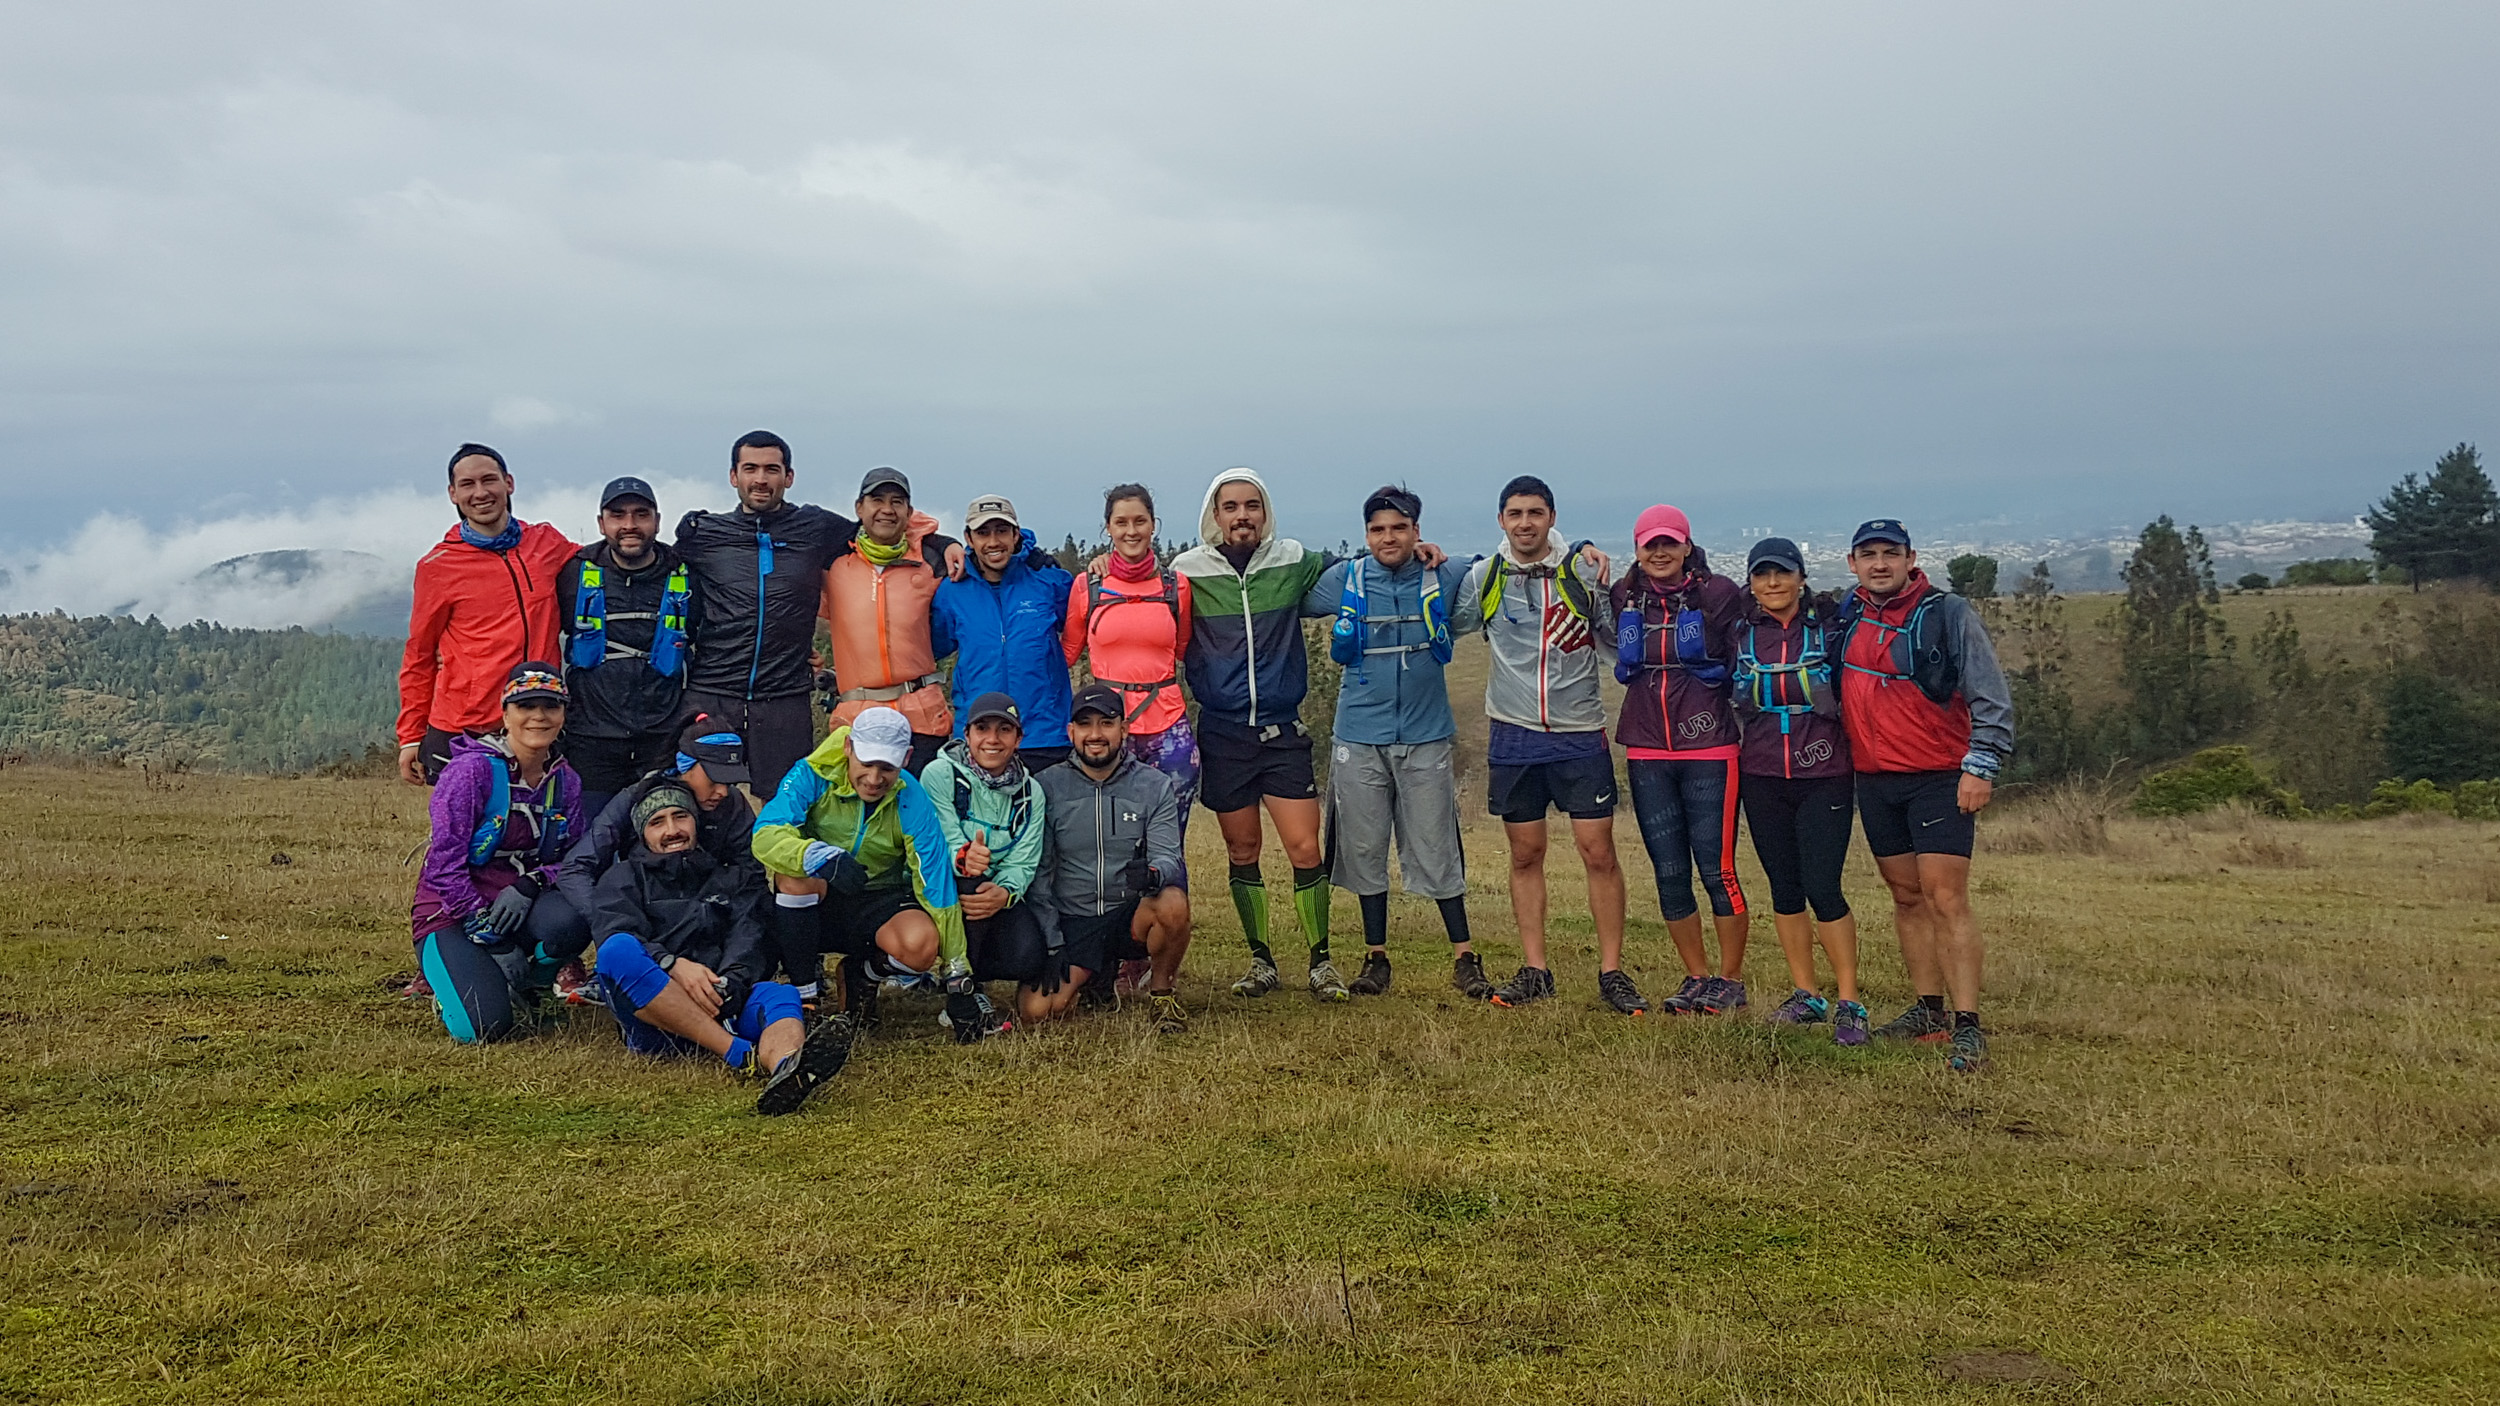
[821,515,953,737]
[397,520,577,743]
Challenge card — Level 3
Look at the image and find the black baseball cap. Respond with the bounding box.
[1851,519,1912,549]
[599,475,658,511]
[1747,537,1806,575]
[966,691,1023,729]
[858,466,912,499]
[1070,681,1127,722]
[674,713,751,785]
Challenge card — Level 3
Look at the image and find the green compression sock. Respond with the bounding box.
[1293,865,1331,965]
[1229,862,1273,964]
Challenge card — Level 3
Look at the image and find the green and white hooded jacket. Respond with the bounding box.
[1171,467,1328,729]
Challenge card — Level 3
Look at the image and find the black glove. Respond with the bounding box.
[484,883,534,935]
[1121,856,1163,895]
[946,991,984,1044]
[824,852,870,895]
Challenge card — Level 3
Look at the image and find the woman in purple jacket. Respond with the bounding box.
[1612,504,1750,1017]
[411,662,592,1043]
[1732,539,1866,1045]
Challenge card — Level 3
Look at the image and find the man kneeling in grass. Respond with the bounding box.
[591,785,854,1115]
[1031,683,1193,1032]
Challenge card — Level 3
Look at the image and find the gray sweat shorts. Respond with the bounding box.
[1325,738,1467,900]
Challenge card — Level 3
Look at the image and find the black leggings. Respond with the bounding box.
[966,901,1049,985]
[1740,773,1855,923]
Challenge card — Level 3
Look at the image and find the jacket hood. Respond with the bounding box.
[1196,467,1279,553]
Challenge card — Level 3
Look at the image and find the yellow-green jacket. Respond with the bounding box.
[752,725,968,978]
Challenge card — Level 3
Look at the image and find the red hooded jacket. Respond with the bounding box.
[397,521,577,744]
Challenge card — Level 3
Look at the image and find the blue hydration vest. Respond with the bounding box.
[1734,618,1837,735]
[570,560,691,676]
[465,753,571,869]
[1615,582,1730,687]
[1331,558,1452,682]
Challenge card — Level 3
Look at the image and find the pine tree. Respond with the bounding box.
[2116,518,2249,758]
[1945,553,1999,599]
[2369,443,2497,588]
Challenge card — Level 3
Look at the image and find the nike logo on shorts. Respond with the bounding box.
[1592,791,1615,805]
[1919,816,1945,826]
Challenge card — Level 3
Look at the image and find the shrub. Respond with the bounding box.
[2234,572,2271,592]
[2133,746,2304,817]
[2280,558,2377,587]
[2361,777,2500,820]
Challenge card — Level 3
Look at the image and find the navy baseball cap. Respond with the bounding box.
[966,691,1023,729]
[599,475,658,511]
[1747,537,1806,575]
[1851,519,1912,550]
[1070,681,1127,722]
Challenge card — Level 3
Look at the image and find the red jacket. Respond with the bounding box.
[1838,573,1972,775]
[397,521,577,744]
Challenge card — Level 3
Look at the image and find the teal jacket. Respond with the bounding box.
[918,743,1047,903]
[753,725,967,979]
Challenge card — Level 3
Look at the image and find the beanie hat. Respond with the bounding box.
[632,784,697,832]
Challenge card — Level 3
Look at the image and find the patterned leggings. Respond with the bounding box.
[1126,715,1201,859]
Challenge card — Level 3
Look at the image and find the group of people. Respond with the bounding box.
[398,430,2014,1116]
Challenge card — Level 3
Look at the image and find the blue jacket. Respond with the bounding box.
[1304,555,1477,746]
[931,530,1076,749]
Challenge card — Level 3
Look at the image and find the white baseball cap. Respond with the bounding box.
[846,706,914,768]
[964,494,1019,531]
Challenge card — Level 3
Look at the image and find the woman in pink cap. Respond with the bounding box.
[1610,504,1752,1016]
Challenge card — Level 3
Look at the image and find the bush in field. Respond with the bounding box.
[2362,777,2500,820]
[2280,558,2375,587]
[2251,613,2381,808]
[1946,553,1998,599]
[2233,572,2271,592]
[2134,746,2303,817]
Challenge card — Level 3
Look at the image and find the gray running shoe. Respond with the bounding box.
[1489,965,1555,1008]
[1874,1000,1949,1043]
[1767,988,1829,1025]
[1948,1022,1990,1073]
[1350,950,1393,995]
[1452,951,1494,1000]
[1309,960,1352,1002]
[1833,999,1870,1047]
[1659,975,1710,1013]
[1231,956,1282,998]
[1597,968,1648,1015]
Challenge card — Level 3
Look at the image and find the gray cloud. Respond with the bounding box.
[2,1,2494,558]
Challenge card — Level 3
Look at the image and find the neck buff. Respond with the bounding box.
[857,532,909,567]
[461,517,524,552]
[1107,548,1162,582]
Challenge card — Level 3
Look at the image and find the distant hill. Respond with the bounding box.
[190,549,412,637]
[0,613,397,772]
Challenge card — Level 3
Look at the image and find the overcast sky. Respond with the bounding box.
[4,0,2494,565]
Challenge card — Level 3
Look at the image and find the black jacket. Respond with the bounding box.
[554,773,757,922]
[674,501,858,700]
[590,845,772,1013]
[555,541,702,740]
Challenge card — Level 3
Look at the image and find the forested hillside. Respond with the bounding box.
[0,614,396,773]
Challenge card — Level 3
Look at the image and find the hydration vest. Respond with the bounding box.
[569,559,690,676]
[1614,579,1731,687]
[465,751,571,869]
[1836,590,1961,705]
[1330,557,1452,682]
[1479,541,1600,626]
[1084,565,1185,722]
[1734,616,1839,735]
[949,763,1037,854]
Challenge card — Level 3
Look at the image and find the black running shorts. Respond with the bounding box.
[1196,716,1318,813]
[1855,769,1976,859]
[1488,754,1620,823]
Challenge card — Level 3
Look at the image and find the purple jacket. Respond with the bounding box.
[1734,596,1852,781]
[412,733,582,938]
[1611,566,1745,753]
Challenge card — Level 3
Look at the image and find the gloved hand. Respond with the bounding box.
[946,990,985,1044]
[461,911,499,946]
[1121,855,1164,895]
[484,884,534,935]
[1614,607,1644,685]
[802,841,871,895]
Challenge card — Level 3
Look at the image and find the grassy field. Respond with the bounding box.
[4,758,2498,1404]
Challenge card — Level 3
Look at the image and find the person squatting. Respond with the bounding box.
[397,435,2015,1115]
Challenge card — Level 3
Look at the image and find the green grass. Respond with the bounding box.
[3,763,2498,1403]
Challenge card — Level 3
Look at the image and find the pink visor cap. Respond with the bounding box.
[1635,504,1692,547]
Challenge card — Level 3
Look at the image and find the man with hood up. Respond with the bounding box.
[1170,468,1447,1005]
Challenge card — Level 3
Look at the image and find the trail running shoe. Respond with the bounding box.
[1114,958,1152,999]
[1151,992,1190,1033]
[1833,999,1870,1047]
[936,990,1013,1039]
[553,958,601,1006]
[1350,951,1393,996]
[1309,961,1352,1002]
[1077,964,1117,1011]
[1231,956,1282,998]
[1489,965,1555,1008]
[1874,1001,1948,1043]
[1710,978,1748,1013]
[1767,988,1830,1025]
[1659,975,1710,1014]
[1452,952,1494,1001]
[1597,968,1648,1015]
[755,1014,857,1117]
[1948,1022,1990,1073]
[840,956,881,1032]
